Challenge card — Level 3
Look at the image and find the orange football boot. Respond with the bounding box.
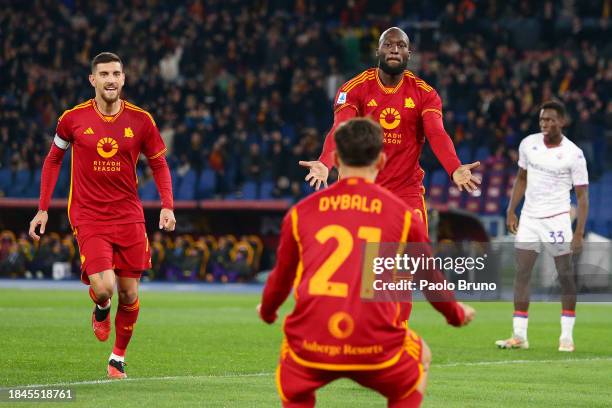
[91,307,111,342]
[107,359,127,379]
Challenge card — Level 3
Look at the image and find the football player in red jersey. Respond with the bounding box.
[28,52,175,379]
[300,27,481,228]
[262,118,475,407]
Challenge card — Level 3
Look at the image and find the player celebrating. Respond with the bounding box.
[496,101,589,352]
[299,27,481,225]
[28,52,176,378]
[260,118,475,407]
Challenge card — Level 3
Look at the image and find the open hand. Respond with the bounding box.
[452,161,481,193]
[298,160,329,191]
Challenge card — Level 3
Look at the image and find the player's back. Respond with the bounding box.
[284,176,416,369]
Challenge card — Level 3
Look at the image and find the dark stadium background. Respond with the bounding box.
[0,0,610,281]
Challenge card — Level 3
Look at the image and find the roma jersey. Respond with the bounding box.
[54,99,167,226]
[261,177,463,369]
[319,68,460,198]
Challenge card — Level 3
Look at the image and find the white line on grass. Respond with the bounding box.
[3,357,611,390]
[434,357,612,368]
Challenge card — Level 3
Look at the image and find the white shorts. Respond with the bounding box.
[515,212,572,256]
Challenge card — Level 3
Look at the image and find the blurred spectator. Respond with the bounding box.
[0,0,609,217]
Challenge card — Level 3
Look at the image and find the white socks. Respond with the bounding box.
[110,353,125,363]
[560,315,575,342]
[513,315,528,340]
[97,300,111,310]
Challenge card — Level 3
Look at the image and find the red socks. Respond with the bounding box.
[112,298,140,356]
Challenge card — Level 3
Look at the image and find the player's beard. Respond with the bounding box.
[378,58,407,76]
[100,87,121,104]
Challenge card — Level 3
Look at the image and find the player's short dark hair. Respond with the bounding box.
[91,52,123,73]
[540,100,566,118]
[334,118,383,167]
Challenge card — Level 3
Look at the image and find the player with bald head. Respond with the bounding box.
[300,27,480,236]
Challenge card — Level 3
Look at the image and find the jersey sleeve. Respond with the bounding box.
[332,86,361,115]
[571,148,589,186]
[419,86,443,118]
[140,114,167,159]
[420,86,461,176]
[318,99,359,169]
[517,139,528,170]
[406,211,465,327]
[54,111,74,149]
[260,208,301,323]
[319,78,365,168]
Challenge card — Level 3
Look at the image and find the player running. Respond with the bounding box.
[496,101,589,352]
[300,27,481,226]
[28,52,176,378]
[260,118,475,407]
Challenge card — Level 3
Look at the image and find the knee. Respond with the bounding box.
[118,288,138,305]
[91,282,114,302]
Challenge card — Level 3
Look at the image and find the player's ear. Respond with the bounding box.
[333,151,340,168]
[88,74,95,88]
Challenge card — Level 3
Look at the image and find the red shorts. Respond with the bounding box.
[74,223,151,284]
[398,193,428,233]
[276,331,424,407]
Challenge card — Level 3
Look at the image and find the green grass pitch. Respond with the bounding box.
[1,288,611,407]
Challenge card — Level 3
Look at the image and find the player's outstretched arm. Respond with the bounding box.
[506,168,527,234]
[407,213,475,327]
[301,102,358,191]
[423,111,481,192]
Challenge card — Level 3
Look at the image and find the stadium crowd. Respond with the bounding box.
[0,0,610,207]
[0,229,265,282]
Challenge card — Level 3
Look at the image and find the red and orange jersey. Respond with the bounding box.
[261,177,454,370]
[319,68,457,198]
[54,99,167,227]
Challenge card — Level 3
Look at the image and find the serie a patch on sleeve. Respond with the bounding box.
[336,92,347,104]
